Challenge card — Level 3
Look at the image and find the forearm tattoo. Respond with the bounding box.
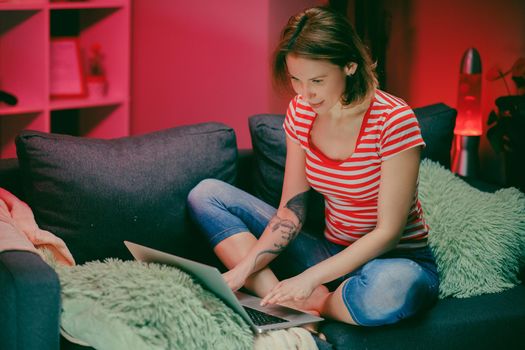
[284,191,308,226]
[252,191,309,269]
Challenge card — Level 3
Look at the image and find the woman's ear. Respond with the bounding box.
[344,62,358,76]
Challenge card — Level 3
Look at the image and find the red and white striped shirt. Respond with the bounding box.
[283,90,429,249]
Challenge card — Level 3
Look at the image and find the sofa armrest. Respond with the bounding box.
[0,251,61,350]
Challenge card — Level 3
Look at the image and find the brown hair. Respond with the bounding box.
[272,6,378,106]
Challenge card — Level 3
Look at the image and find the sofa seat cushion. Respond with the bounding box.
[320,284,525,350]
[15,124,237,264]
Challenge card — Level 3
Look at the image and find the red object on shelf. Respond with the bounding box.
[454,48,482,136]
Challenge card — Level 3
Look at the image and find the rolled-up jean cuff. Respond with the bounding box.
[208,226,250,247]
[341,278,364,326]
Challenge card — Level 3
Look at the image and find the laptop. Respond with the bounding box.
[124,241,323,333]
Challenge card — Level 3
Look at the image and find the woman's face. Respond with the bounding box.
[286,54,353,114]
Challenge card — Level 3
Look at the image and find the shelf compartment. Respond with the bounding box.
[51,102,128,139]
[0,10,47,110]
[50,6,129,102]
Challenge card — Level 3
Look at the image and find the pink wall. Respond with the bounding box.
[132,0,318,149]
[385,0,525,183]
[132,1,270,149]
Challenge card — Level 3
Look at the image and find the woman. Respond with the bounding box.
[188,6,439,326]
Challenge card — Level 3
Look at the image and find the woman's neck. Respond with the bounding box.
[323,89,375,121]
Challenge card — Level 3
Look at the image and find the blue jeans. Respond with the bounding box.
[187,179,439,326]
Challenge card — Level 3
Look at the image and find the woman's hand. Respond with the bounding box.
[222,261,252,291]
[260,272,317,307]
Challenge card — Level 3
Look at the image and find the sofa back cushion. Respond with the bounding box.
[248,103,456,232]
[16,123,237,264]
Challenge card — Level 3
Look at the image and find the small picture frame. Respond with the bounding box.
[50,37,86,98]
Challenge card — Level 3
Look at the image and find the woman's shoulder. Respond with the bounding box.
[371,90,415,120]
[373,89,411,110]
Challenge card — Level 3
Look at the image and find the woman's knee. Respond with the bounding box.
[187,179,227,210]
[342,259,436,326]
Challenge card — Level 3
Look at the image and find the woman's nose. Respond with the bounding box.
[304,85,315,99]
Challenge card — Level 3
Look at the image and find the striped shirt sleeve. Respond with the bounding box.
[379,105,425,161]
[282,96,301,144]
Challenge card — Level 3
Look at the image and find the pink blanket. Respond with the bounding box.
[0,187,74,266]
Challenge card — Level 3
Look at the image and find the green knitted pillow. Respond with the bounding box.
[419,159,525,299]
[53,259,253,350]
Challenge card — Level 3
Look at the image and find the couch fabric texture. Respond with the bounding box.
[15,123,237,264]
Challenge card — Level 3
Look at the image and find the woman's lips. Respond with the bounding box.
[309,101,323,109]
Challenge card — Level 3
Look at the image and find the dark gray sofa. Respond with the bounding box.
[1,103,524,350]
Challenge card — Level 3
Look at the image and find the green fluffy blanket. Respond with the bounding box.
[48,257,317,350]
[54,259,253,350]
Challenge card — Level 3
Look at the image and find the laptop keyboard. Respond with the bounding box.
[243,306,288,326]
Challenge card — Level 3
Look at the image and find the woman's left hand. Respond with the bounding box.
[260,273,316,307]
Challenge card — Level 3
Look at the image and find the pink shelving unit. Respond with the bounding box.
[0,0,130,158]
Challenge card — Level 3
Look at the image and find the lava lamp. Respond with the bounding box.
[451,48,482,177]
